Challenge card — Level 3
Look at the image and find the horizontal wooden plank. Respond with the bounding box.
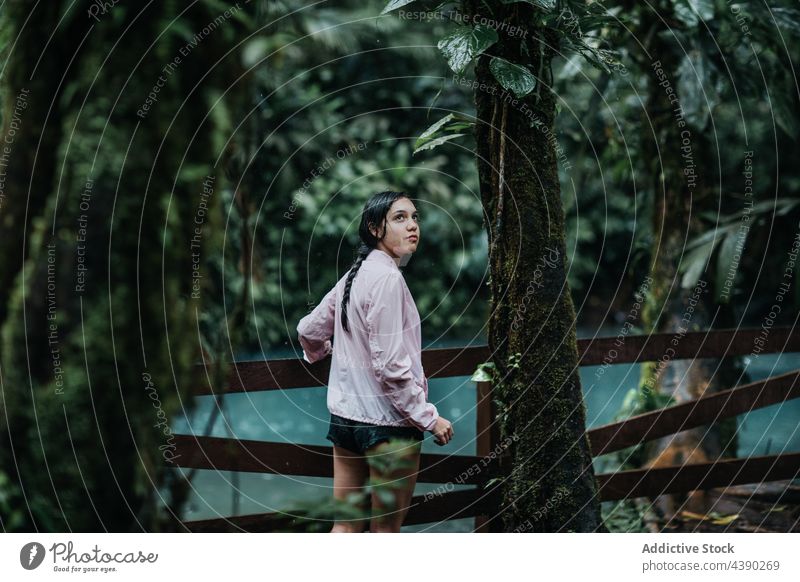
[168,435,500,485]
[191,327,799,394]
[588,369,800,456]
[181,487,495,532]
[182,511,295,533]
[577,326,800,367]
[405,486,496,526]
[597,452,800,501]
[191,345,491,395]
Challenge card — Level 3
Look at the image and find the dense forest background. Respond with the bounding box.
[207,0,800,353]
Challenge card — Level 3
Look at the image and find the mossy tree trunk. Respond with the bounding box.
[0,2,248,531]
[468,1,605,532]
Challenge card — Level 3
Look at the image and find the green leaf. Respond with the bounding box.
[166,18,197,43]
[178,164,211,183]
[714,229,747,303]
[414,112,473,153]
[711,513,740,526]
[242,38,270,68]
[772,7,800,36]
[484,477,505,488]
[691,0,715,20]
[437,25,499,74]
[489,57,536,98]
[776,198,800,216]
[677,48,713,129]
[413,133,466,154]
[470,361,496,382]
[686,225,726,251]
[375,488,397,506]
[417,113,456,143]
[680,240,715,289]
[345,492,366,505]
[500,0,556,11]
[446,122,474,131]
[561,35,619,74]
[471,367,493,382]
[771,86,800,137]
[673,0,714,27]
[380,0,416,15]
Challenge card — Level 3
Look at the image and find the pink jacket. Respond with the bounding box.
[296,248,439,432]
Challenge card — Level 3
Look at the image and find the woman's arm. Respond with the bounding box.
[297,285,336,363]
[366,272,439,432]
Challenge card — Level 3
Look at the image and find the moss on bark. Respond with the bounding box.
[0,2,249,531]
[467,1,604,532]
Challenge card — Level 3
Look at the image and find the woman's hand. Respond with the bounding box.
[431,416,453,446]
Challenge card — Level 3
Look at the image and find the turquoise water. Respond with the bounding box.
[170,329,800,532]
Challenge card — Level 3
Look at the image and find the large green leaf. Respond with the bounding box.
[437,25,499,74]
[380,0,416,15]
[489,57,536,98]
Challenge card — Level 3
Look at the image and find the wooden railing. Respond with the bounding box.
[172,327,800,532]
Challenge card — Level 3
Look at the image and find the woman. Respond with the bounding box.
[297,190,454,533]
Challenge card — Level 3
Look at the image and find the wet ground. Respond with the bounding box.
[648,481,800,533]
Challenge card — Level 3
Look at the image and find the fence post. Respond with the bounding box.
[474,379,500,532]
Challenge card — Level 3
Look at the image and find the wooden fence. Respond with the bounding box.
[171,327,800,532]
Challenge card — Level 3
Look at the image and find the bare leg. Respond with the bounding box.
[330,445,369,533]
[367,439,422,533]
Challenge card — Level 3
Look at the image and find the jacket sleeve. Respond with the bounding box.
[366,273,439,432]
[297,284,336,364]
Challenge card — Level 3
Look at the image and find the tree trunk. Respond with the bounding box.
[0,1,80,328]
[0,2,247,531]
[468,1,605,532]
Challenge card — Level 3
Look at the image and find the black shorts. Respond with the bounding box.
[325,413,424,455]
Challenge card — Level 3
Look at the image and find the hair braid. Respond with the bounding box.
[340,242,371,333]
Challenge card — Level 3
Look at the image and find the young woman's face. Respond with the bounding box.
[370,197,420,259]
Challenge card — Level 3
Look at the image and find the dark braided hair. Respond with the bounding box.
[340,190,409,333]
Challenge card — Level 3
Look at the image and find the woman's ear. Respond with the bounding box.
[369,220,383,239]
